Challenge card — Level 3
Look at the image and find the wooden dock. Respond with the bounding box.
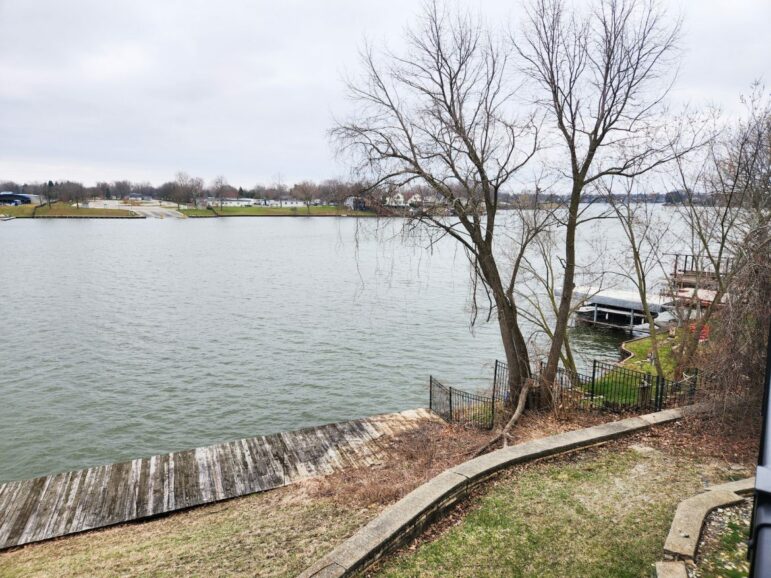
[0,408,439,550]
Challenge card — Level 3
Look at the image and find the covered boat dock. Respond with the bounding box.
[571,286,674,332]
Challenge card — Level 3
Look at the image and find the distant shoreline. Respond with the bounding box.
[0,201,377,220]
[184,212,377,219]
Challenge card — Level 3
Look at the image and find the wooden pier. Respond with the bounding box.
[0,408,439,551]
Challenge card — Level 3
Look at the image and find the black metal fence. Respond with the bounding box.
[589,360,697,411]
[430,359,699,429]
[493,359,698,413]
[492,360,510,404]
[429,376,495,430]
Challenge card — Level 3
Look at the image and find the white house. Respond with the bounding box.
[385,192,406,207]
[407,192,422,206]
[221,198,255,207]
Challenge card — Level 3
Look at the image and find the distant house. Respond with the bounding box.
[221,198,255,207]
[384,192,406,207]
[406,192,422,207]
[423,193,447,206]
[0,192,43,206]
[344,196,367,211]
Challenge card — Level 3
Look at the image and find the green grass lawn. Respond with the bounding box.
[34,203,139,218]
[0,204,36,217]
[1,203,139,218]
[621,333,678,379]
[589,373,662,407]
[376,443,735,578]
[180,207,217,217]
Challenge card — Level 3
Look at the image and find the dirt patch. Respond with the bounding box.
[633,416,758,472]
[308,410,606,508]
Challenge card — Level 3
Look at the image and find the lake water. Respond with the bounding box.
[0,215,632,482]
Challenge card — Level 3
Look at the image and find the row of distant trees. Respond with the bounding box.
[0,175,374,208]
[0,175,739,211]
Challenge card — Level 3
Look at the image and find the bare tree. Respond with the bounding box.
[172,172,204,208]
[95,181,111,200]
[604,180,677,377]
[0,181,21,193]
[333,3,542,405]
[211,175,228,209]
[516,206,610,378]
[292,181,318,213]
[112,180,133,200]
[57,181,86,208]
[668,85,771,378]
[515,0,682,389]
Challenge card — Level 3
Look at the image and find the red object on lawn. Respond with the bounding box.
[689,323,710,342]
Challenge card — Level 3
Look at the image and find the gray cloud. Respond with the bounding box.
[0,0,768,186]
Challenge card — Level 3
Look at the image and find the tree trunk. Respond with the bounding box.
[639,295,666,378]
[542,186,581,390]
[478,246,531,403]
[496,299,531,404]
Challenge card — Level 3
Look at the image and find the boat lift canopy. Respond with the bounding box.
[571,286,674,314]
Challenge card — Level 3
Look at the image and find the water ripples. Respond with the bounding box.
[0,218,626,482]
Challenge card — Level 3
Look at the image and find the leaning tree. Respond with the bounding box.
[333,4,543,410]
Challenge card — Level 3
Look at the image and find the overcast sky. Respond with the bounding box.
[0,0,769,187]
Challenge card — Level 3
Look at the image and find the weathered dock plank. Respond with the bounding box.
[0,409,438,550]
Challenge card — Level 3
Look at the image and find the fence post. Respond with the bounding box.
[590,360,597,405]
[655,374,663,411]
[429,375,433,411]
[448,386,453,422]
[491,373,496,428]
[689,368,699,402]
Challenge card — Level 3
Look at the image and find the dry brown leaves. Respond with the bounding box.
[307,410,609,509]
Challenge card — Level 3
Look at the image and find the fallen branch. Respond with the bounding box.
[473,379,534,457]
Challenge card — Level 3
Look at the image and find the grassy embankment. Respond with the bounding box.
[376,436,747,578]
[0,203,139,218]
[0,205,36,217]
[180,205,375,217]
[620,332,679,378]
[0,418,753,577]
[585,332,682,406]
[0,484,374,578]
[179,207,216,217]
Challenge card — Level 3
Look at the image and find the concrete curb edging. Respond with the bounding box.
[298,407,690,578]
[655,476,754,577]
[619,333,651,365]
